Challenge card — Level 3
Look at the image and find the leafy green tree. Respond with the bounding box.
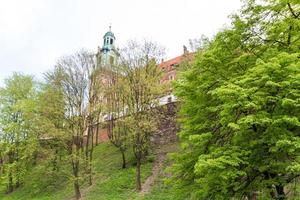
[105,71,130,169]
[120,40,165,190]
[172,0,300,199]
[0,73,39,193]
[85,61,103,186]
[50,50,97,199]
[36,74,68,172]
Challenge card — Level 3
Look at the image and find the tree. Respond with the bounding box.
[37,71,68,172]
[120,40,165,190]
[105,70,130,169]
[51,49,97,199]
[85,61,103,185]
[188,35,210,52]
[172,0,300,199]
[0,73,39,193]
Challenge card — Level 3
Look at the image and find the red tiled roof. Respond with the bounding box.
[159,55,182,68]
[159,53,194,71]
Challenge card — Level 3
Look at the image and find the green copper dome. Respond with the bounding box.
[97,26,119,67]
[103,31,115,39]
[102,26,116,51]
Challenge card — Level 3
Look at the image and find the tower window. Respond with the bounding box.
[169,75,174,80]
[110,56,114,65]
[110,38,113,45]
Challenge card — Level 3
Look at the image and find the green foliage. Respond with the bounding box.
[173,0,300,199]
[0,142,155,200]
[0,73,39,193]
[118,40,165,190]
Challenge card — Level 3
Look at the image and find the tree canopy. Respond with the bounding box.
[172,0,300,199]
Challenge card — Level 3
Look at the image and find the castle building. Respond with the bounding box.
[94,28,194,107]
[158,46,194,105]
[159,45,193,84]
[92,28,194,143]
[96,27,193,85]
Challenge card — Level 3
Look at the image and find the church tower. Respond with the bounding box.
[96,26,119,68]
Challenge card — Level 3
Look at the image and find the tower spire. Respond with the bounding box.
[98,25,117,67]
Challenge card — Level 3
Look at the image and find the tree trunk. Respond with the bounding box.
[96,122,99,146]
[15,146,20,188]
[264,172,276,199]
[89,126,94,186]
[72,159,81,200]
[72,134,81,200]
[248,191,258,200]
[136,156,142,191]
[275,185,285,200]
[16,176,20,189]
[7,170,13,193]
[7,151,14,193]
[52,148,59,171]
[121,149,126,169]
[74,179,81,200]
[85,126,90,169]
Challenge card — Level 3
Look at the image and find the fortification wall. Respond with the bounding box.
[95,102,179,145]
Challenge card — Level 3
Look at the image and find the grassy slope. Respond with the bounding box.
[3,142,300,200]
[0,142,180,200]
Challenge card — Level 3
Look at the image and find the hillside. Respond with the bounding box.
[0,142,180,200]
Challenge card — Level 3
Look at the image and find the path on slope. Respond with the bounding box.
[140,152,166,195]
[140,143,177,195]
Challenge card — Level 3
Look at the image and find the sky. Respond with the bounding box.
[0,0,242,84]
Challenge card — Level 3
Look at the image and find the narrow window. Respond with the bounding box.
[110,38,113,45]
[110,56,114,65]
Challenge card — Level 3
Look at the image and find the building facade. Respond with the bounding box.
[159,45,193,84]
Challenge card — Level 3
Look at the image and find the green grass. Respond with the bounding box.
[0,154,73,200]
[0,142,179,200]
[3,141,300,200]
[83,143,152,200]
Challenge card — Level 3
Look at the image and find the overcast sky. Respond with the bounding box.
[0,0,241,84]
